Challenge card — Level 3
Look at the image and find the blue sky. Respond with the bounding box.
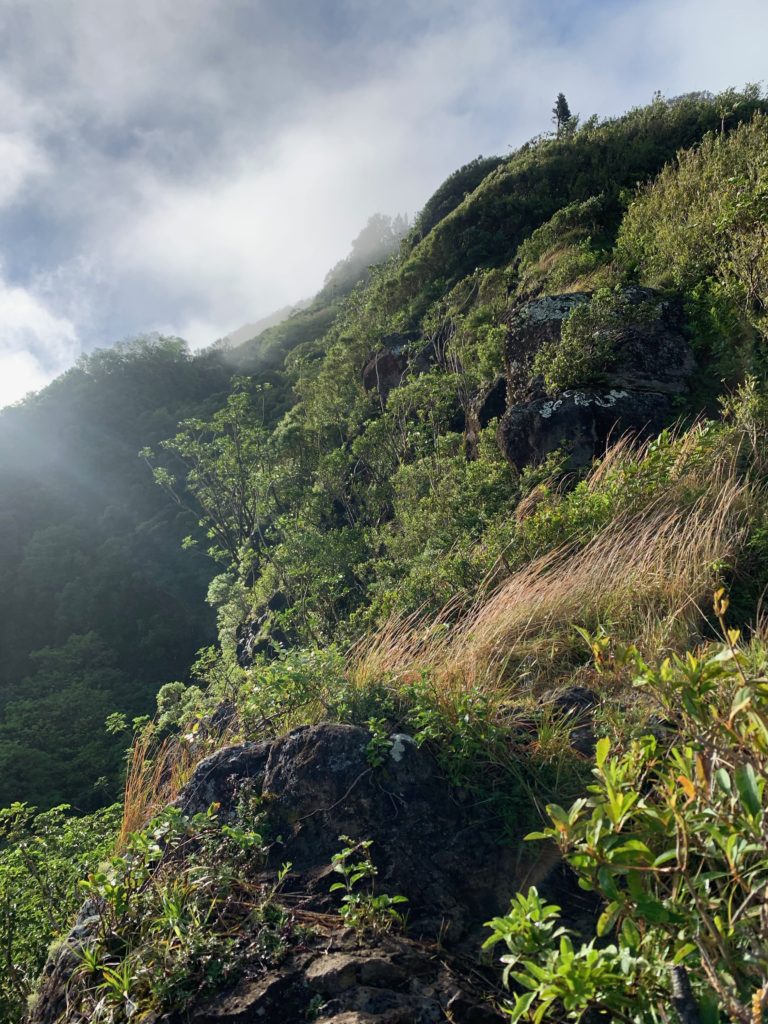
[0,0,765,406]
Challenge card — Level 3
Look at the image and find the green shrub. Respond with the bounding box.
[487,610,768,1022]
[617,110,768,365]
[515,196,616,296]
[330,837,408,934]
[63,801,294,1022]
[0,802,120,1022]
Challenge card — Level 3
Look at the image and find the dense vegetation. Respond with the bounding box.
[3,86,768,1023]
[0,340,230,810]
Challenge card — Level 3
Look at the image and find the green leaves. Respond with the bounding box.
[734,762,762,819]
[595,736,610,769]
[0,802,120,1022]
[330,836,408,935]
[61,800,293,1021]
[489,636,768,1023]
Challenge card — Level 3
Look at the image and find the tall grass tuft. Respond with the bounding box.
[350,462,751,707]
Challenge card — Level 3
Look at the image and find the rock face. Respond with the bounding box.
[178,723,518,943]
[465,376,508,456]
[499,387,673,471]
[181,933,502,1024]
[497,288,695,470]
[361,332,427,402]
[38,723,577,1023]
[504,293,590,403]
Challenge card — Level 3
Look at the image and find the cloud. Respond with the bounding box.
[0,271,79,407]
[0,0,765,402]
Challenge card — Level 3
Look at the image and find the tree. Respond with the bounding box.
[144,380,288,572]
[552,93,572,136]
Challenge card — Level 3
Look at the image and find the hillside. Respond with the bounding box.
[4,86,768,1024]
[0,215,404,814]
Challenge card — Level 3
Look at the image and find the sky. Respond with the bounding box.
[0,0,765,408]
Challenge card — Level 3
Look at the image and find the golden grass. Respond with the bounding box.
[349,467,751,709]
[117,729,183,849]
[117,717,238,849]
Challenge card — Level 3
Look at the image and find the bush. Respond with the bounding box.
[533,288,661,393]
[617,111,768,361]
[0,802,120,1022]
[487,606,768,1023]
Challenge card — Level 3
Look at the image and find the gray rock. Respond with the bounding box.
[361,333,429,402]
[306,953,361,994]
[497,287,695,470]
[498,387,673,471]
[30,725,514,1024]
[504,293,590,403]
[465,376,508,456]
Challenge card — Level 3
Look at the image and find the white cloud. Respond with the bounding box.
[0,350,58,408]
[0,134,48,207]
[0,273,79,408]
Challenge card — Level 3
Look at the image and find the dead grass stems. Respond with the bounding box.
[349,463,751,715]
[117,718,237,850]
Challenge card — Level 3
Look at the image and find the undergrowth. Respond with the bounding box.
[486,601,768,1023]
[62,799,296,1022]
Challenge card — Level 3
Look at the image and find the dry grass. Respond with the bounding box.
[349,467,751,709]
[117,718,238,849]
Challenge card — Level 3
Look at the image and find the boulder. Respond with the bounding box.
[361,332,428,402]
[179,723,519,941]
[497,288,695,470]
[464,375,508,455]
[362,348,410,400]
[31,723,515,1024]
[504,293,590,403]
[599,286,696,394]
[498,387,673,471]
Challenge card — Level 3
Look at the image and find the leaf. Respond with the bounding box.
[729,686,752,721]
[597,866,620,899]
[595,736,611,769]
[694,754,710,790]
[653,849,679,867]
[672,942,697,964]
[677,775,696,803]
[735,762,761,817]
[509,992,536,1021]
[715,768,732,794]
[713,587,729,617]
[596,901,621,937]
[546,804,570,828]
[621,917,641,950]
[611,839,653,856]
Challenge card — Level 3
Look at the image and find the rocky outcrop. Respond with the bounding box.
[504,293,590,403]
[178,932,502,1024]
[499,387,673,471]
[178,723,519,943]
[235,592,289,666]
[361,332,428,402]
[497,288,695,470]
[595,286,695,394]
[37,723,589,1023]
[465,376,507,456]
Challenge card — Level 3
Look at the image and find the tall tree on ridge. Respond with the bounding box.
[552,92,572,136]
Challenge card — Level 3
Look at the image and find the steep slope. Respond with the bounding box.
[7,87,768,1024]
[0,214,405,812]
